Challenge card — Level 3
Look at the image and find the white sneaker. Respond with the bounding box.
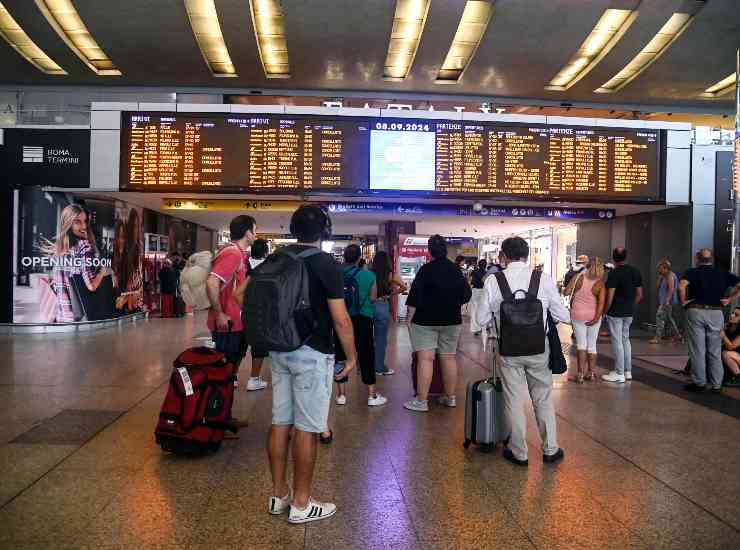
[624,372,633,380]
[601,371,626,384]
[335,394,347,406]
[288,498,337,524]
[368,394,388,407]
[439,395,457,408]
[233,376,239,388]
[403,399,429,412]
[268,490,292,515]
[247,377,268,391]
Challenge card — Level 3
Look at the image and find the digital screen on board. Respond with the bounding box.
[120,112,661,201]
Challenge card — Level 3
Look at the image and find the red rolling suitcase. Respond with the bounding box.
[411,353,445,396]
[155,347,237,454]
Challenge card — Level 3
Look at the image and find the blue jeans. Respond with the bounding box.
[607,316,633,375]
[374,299,391,373]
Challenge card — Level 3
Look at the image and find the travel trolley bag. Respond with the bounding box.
[464,342,507,452]
[411,352,445,396]
[155,347,237,455]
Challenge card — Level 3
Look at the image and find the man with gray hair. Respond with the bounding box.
[679,248,740,393]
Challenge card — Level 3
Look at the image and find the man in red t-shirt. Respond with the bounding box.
[206,216,257,414]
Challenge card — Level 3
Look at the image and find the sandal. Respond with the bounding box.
[583,371,594,381]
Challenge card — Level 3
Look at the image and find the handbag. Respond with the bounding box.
[546,312,567,374]
[39,277,57,323]
[69,274,87,322]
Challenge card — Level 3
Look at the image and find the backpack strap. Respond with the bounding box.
[297,248,321,259]
[493,271,513,300]
[528,270,542,299]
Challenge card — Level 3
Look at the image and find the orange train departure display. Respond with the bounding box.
[121,113,662,201]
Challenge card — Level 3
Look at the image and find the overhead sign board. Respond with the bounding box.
[2,128,90,188]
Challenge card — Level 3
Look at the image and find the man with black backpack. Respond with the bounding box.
[238,205,357,524]
[477,237,569,467]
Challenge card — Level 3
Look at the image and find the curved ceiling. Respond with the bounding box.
[0,0,737,109]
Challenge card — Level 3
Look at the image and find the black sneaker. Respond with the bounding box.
[503,448,528,467]
[683,383,706,393]
[710,387,722,395]
[543,448,565,464]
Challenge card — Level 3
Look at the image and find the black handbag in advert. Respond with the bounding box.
[68,275,87,322]
[72,274,116,321]
[546,312,568,375]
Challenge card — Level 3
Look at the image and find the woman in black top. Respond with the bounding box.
[720,307,740,387]
[371,251,407,375]
[469,258,488,335]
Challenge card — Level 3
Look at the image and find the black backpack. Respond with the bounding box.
[494,271,546,357]
[243,248,321,352]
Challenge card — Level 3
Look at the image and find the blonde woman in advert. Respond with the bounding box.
[564,257,607,383]
[42,204,111,323]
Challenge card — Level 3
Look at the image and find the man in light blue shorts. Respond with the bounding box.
[262,206,357,524]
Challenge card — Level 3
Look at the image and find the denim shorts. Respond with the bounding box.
[270,346,334,433]
[409,323,462,355]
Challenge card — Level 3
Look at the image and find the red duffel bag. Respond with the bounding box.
[155,347,237,455]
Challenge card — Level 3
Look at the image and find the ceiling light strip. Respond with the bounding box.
[184,0,237,77]
[0,1,65,74]
[383,0,431,81]
[596,13,695,94]
[700,73,736,98]
[545,8,636,91]
[249,0,290,79]
[34,0,120,75]
[436,0,494,84]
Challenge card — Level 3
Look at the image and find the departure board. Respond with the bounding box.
[370,120,659,199]
[123,113,369,191]
[120,112,662,201]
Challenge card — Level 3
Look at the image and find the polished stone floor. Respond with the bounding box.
[1,314,739,549]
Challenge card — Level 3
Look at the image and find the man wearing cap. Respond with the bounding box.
[563,255,589,291]
[679,248,740,393]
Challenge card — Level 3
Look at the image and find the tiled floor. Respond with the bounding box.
[1,314,739,549]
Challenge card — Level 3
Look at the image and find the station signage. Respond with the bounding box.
[2,128,90,188]
[161,198,615,220]
[162,199,302,211]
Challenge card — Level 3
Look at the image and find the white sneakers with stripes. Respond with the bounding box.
[269,490,336,524]
[288,498,337,524]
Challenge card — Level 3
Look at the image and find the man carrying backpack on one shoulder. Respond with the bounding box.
[236,205,357,524]
[206,215,256,430]
[477,237,569,467]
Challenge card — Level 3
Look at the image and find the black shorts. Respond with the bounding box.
[212,331,248,366]
[249,344,269,359]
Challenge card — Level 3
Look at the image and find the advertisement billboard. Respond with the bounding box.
[14,190,143,323]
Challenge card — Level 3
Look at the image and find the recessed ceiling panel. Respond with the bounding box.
[0,0,735,109]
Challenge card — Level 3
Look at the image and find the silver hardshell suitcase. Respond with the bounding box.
[464,343,507,452]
